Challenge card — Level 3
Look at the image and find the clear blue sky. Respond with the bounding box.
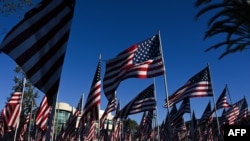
[0,0,249,124]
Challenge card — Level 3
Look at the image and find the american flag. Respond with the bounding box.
[220,97,247,125]
[139,110,154,139]
[19,109,31,141]
[198,101,213,126]
[220,105,239,125]
[166,66,213,107]
[114,84,156,119]
[234,97,248,121]
[64,95,83,139]
[0,0,76,104]
[0,111,5,138]
[171,98,190,126]
[103,33,165,100]
[189,111,199,140]
[81,58,101,123]
[35,96,51,131]
[80,120,96,140]
[100,98,117,129]
[215,85,231,110]
[2,91,22,131]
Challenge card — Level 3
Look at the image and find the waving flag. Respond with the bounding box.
[114,84,156,119]
[215,85,231,110]
[100,98,117,129]
[166,66,213,107]
[103,33,165,100]
[2,91,22,131]
[0,0,76,104]
[19,106,32,141]
[35,96,51,131]
[81,57,101,123]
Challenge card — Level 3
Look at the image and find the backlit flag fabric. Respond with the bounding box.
[103,34,165,100]
[0,0,76,104]
[114,84,156,119]
[166,66,213,107]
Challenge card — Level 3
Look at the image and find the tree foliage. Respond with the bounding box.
[195,0,250,59]
[0,0,33,15]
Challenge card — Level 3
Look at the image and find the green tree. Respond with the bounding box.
[12,65,39,141]
[123,118,139,140]
[195,0,250,59]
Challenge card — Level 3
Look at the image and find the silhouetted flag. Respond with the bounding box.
[0,0,76,104]
[139,110,154,139]
[64,95,83,138]
[2,91,22,131]
[103,33,165,100]
[166,66,213,107]
[100,98,117,129]
[114,84,156,119]
[171,98,190,126]
[35,96,51,131]
[198,101,213,126]
[81,58,101,123]
[189,111,199,140]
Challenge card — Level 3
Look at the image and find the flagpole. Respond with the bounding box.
[97,53,101,141]
[14,76,26,141]
[153,78,160,141]
[225,84,239,124]
[45,92,58,141]
[78,92,84,141]
[157,30,170,109]
[54,93,60,140]
[206,63,223,141]
[27,100,33,141]
[225,84,234,105]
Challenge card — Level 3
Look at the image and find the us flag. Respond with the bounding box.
[215,85,231,110]
[166,66,213,107]
[114,84,156,119]
[0,0,76,104]
[103,33,165,100]
[35,96,51,131]
[2,91,22,131]
[81,57,101,123]
[100,98,117,129]
[19,109,31,141]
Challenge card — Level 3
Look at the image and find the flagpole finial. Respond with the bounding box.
[99,53,102,60]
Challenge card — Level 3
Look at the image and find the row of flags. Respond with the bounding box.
[0,0,249,140]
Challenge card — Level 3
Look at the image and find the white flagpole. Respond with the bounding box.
[157,30,170,109]
[207,63,223,140]
[14,76,26,141]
